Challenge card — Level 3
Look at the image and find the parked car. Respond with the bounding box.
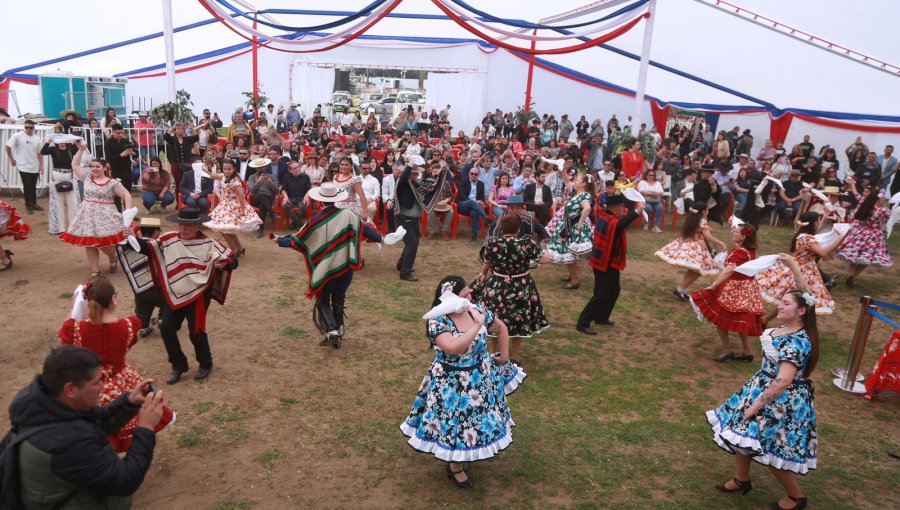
[330,91,352,113]
[395,91,425,105]
[367,96,398,113]
[358,93,386,112]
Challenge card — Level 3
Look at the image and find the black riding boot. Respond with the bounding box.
[314,299,341,348]
[332,293,346,338]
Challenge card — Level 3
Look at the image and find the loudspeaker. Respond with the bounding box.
[335,70,351,91]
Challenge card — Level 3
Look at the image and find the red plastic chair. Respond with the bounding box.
[372,150,387,164]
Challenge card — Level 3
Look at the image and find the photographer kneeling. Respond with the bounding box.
[3,345,164,509]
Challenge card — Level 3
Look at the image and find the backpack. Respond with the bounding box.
[0,421,92,510]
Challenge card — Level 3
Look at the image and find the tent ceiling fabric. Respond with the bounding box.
[3,0,900,118]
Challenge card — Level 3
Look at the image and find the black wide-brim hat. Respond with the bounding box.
[167,207,211,224]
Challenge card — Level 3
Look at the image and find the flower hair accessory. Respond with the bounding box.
[81,282,93,300]
[740,225,753,237]
[441,281,455,295]
[800,291,816,307]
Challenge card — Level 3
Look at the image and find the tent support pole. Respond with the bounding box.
[252,13,259,119]
[524,29,537,112]
[162,0,177,103]
[632,0,657,130]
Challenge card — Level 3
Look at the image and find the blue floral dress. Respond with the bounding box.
[400,304,526,462]
[706,328,817,474]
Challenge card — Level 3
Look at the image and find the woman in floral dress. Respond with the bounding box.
[204,158,261,256]
[401,276,524,490]
[656,202,727,300]
[332,157,369,223]
[546,172,595,289]
[707,290,819,510]
[835,187,893,287]
[475,214,550,365]
[756,212,845,316]
[0,200,31,271]
[59,276,174,452]
[60,141,132,277]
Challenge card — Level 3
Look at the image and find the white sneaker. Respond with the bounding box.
[652,226,662,233]
[642,223,649,231]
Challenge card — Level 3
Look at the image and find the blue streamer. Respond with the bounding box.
[447,0,650,30]
[868,308,900,329]
[871,300,900,312]
[213,0,388,32]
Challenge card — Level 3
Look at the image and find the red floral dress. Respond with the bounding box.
[689,246,764,335]
[0,201,31,240]
[59,176,129,247]
[59,316,174,452]
[655,219,719,275]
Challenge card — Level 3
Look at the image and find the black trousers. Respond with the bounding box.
[18,171,38,208]
[111,168,132,212]
[285,199,308,226]
[396,215,420,277]
[135,289,166,329]
[577,268,621,327]
[160,293,213,371]
[252,194,277,227]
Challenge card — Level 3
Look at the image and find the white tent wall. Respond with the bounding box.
[715,112,772,145]
[290,65,335,116]
[424,72,485,135]
[484,49,651,137]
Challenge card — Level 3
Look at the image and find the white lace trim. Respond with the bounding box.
[400,418,515,463]
[503,365,527,395]
[759,328,778,361]
[706,410,817,475]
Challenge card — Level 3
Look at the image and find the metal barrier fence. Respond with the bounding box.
[831,296,900,394]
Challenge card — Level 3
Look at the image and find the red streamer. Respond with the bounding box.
[198,0,403,54]
[792,112,900,134]
[431,0,649,55]
[769,112,794,145]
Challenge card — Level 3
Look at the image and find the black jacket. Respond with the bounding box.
[104,137,134,176]
[40,143,76,170]
[456,177,486,203]
[523,182,552,205]
[8,375,154,507]
[178,171,214,199]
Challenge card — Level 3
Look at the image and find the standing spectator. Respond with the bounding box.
[852,152,882,192]
[210,112,223,129]
[714,162,735,215]
[713,132,731,161]
[558,114,574,142]
[777,169,805,222]
[40,136,80,234]
[285,104,301,128]
[621,140,645,180]
[734,129,753,159]
[359,160,380,219]
[876,145,897,191]
[798,134,815,158]
[6,345,165,509]
[163,124,200,187]
[133,111,157,164]
[5,120,44,214]
[100,107,120,136]
[586,133,606,173]
[104,124,137,210]
[381,163,402,233]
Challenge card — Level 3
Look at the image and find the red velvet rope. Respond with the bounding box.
[198,0,403,54]
[431,0,649,55]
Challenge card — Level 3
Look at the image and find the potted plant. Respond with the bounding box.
[149,89,195,127]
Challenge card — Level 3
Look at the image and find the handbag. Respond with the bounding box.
[54,181,74,193]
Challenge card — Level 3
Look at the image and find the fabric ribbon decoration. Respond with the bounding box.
[622,188,649,223]
[431,0,650,55]
[423,291,473,320]
[213,0,389,32]
[70,284,88,321]
[813,223,850,250]
[734,254,780,277]
[383,225,406,245]
[50,134,84,144]
[122,207,138,228]
[446,0,651,30]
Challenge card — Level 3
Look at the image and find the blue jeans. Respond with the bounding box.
[457,200,492,239]
[777,199,801,220]
[645,201,663,228]
[492,205,506,219]
[142,191,175,210]
[734,192,748,211]
[184,196,210,212]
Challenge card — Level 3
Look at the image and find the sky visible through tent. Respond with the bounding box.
[3,0,900,117]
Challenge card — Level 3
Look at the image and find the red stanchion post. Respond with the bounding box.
[832,296,873,393]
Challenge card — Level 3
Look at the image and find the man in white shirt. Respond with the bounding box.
[381,163,403,233]
[359,160,380,219]
[5,120,44,214]
[598,160,616,184]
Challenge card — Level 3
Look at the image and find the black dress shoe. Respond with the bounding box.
[166,370,185,385]
[193,367,212,380]
[400,274,419,282]
[576,325,598,336]
[596,319,615,326]
[31,204,44,212]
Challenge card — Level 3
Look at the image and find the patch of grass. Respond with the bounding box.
[213,405,248,423]
[279,395,300,406]
[256,448,282,469]
[278,326,305,338]
[273,294,296,308]
[12,279,28,289]
[191,400,215,414]
[176,427,203,448]
[216,500,255,510]
[58,291,73,299]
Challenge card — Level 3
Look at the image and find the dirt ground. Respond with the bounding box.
[1,194,898,510]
